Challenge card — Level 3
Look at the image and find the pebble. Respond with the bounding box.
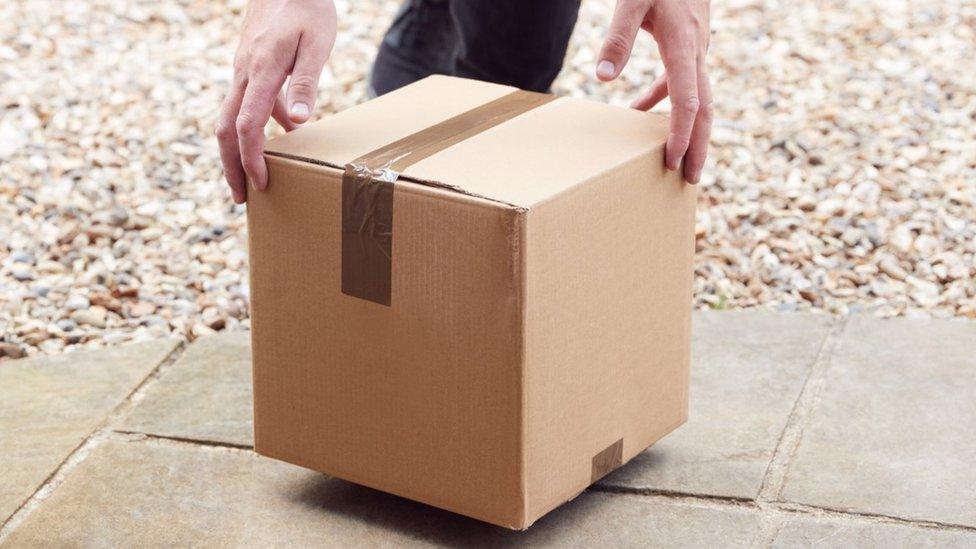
[0,0,973,359]
[65,294,91,311]
[201,306,227,330]
[12,268,33,282]
[11,251,34,264]
[56,319,78,333]
[878,256,909,281]
[71,306,108,329]
[90,292,123,313]
[128,302,157,318]
[36,260,67,274]
[0,342,26,359]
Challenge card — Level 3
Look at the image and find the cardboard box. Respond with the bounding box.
[248,75,696,529]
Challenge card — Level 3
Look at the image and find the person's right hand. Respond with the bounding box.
[596,0,712,184]
[216,0,337,203]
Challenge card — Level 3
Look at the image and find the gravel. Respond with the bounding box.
[1,0,974,358]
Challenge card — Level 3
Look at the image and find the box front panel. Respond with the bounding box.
[248,157,524,527]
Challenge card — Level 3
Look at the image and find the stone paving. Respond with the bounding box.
[1,311,974,547]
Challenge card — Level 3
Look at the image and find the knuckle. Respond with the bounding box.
[663,34,699,57]
[288,74,318,93]
[232,52,248,73]
[602,33,631,56]
[214,120,235,140]
[248,52,276,73]
[251,31,276,51]
[679,96,701,114]
[699,100,714,121]
[235,113,259,136]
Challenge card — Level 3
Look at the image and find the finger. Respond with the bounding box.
[630,71,669,110]
[597,0,648,80]
[683,64,712,184]
[237,69,286,192]
[216,84,247,204]
[286,33,332,123]
[661,47,699,171]
[271,91,299,132]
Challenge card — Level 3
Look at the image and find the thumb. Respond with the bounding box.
[286,36,330,124]
[597,0,646,81]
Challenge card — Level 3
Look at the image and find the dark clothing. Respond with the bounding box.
[370,0,582,95]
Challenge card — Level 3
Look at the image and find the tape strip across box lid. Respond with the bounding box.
[339,89,557,306]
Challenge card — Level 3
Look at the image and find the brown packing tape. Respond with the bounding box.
[341,89,557,305]
[341,163,395,305]
[591,438,623,483]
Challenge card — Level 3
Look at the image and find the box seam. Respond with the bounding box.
[245,206,262,452]
[515,208,530,527]
[265,151,529,211]
[521,141,668,210]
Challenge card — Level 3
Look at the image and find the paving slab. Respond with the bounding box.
[600,311,834,499]
[782,315,976,527]
[120,331,252,446]
[0,340,179,523]
[4,438,761,547]
[771,513,976,548]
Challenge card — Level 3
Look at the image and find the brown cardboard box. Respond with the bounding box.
[248,75,696,529]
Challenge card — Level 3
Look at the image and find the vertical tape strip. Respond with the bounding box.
[591,438,624,482]
[340,89,556,305]
[341,163,396,305]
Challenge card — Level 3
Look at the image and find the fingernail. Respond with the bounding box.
[290,102,309,117]
[597,60,616,79]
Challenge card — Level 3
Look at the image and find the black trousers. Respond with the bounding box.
[370,0,582,95]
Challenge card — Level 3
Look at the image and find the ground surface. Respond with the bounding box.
[1,311,974,547]
[1,0,975,357]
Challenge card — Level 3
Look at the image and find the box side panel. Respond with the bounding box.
[522,148,696,524]
[248,156,524,528]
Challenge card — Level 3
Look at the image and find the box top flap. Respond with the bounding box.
[265,75,670,208]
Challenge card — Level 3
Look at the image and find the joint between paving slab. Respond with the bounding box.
[103,339,189,429]
[590,483,758,508]
[0,431,111,543]
[756,314,849,503]
[591,484,973,536]
[773,500,976,535]
[750,314,849,546]
[0,341,188,544]
[592,480,976,540]
[111,430,255,452]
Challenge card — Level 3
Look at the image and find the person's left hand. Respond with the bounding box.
[596,0,712,184]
